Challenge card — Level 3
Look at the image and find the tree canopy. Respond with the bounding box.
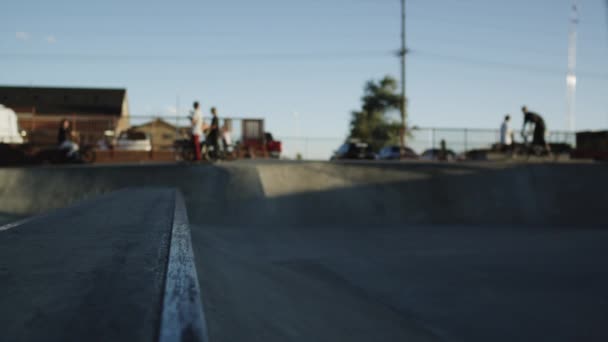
[347,76,404,152]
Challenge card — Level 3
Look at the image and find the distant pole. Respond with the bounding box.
[400,0,407,148]
[566,0,578,131]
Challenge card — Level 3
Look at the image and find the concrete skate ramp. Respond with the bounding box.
[3,161,608,341]
[0,161,607,226]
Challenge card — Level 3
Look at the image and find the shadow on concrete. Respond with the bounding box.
[195,161,608,227]
[0,161,607,227]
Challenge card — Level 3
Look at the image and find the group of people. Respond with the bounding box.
[190,101,230,161]
[500,106,550,154]
[56,102,229,162]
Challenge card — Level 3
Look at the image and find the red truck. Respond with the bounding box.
[238,119,282,159]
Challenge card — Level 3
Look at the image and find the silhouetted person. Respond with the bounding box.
[190,101,203,161]
[521,106,551,153]
[439,139,448,161]
[207,107,220,158]
[500,114,514,153]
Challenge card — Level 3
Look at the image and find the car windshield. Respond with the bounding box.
[336,144,349,154]
[120,131,147,140]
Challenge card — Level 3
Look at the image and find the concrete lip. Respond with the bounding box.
[0,188,207,342]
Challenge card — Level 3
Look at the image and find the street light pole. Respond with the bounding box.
[400,0,407,148]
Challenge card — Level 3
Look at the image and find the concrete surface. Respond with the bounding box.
[1,161,607,226]
[191,224,608,341]
[1,161,608,341]
[0,213,25,227]
[0,188,175,342]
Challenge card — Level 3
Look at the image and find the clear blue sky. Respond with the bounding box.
[1,0,607,143]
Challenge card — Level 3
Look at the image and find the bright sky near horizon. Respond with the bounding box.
[1,0,607,145]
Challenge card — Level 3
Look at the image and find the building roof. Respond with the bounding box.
[135,118,178,130]
[135,118,190,131]
[0,86,127,116]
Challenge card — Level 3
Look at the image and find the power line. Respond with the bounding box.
[1,30,399,38]
[0,50,394,62]
[1,49,606,80]
[409,49,608,80]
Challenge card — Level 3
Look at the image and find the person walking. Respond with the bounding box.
[190,101,203,161]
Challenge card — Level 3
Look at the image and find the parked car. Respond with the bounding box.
[331,141,376,160]
[420,148,457,161]
[115,130,152,151]
[378,145,418,160]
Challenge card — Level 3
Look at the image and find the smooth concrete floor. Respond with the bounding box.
[0,189,174,342]
[192,224,608,342]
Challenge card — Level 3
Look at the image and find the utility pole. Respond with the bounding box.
[605,0,608,127]
[566,0,578,131]
[399,0,407,149]
[176,95,180,140]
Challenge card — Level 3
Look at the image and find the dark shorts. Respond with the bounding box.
[533,124,546,146]
[206,133,219,146]
[501,144,513,152]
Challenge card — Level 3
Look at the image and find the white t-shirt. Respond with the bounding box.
[222,130,232,145]
[191,109,202,136]
[500,121,512,145]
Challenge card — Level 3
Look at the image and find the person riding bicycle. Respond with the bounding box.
[57,119,79,158]
[521,106,551,154]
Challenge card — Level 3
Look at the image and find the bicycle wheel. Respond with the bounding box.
[80,149,96,164]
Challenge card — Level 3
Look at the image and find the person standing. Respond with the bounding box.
[438,139,448,161]
[221,124,232,155]
[190,101,203,161]
[207,107,220,158]
[500,114,513,153]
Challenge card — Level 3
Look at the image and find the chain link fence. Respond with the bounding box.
[278,128,576,160]
[15,114,577,161]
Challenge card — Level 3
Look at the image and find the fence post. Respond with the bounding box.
[175,115,179,144]
[464,128,468,153]
[305,137,309,160]
[432,128,436,149]
[31,106,36,132]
